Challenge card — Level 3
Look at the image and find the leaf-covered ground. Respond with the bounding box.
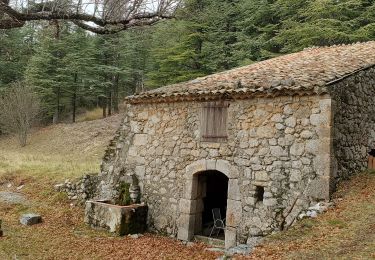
[247,172,375,260]
[1,117,375,259]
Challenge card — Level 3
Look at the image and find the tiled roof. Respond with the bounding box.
[127,41,375,104]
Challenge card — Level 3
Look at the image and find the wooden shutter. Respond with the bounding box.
[201,101,229,142]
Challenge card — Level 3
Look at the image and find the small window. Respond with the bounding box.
[255,186,264,203]
[200,101,229,142]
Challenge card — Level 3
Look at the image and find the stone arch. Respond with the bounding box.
[178,159,241,249]
[184,159,238,180]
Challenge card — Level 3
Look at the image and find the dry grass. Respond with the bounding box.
[0,114,122,181]
[0,151,98,182]
[77,108,105,122]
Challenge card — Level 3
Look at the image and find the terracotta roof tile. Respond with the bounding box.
[127,41,375,103]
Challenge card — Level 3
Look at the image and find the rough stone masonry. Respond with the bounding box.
[65,42,375,248]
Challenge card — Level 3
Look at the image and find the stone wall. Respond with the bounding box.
[94,94,332,246]
[330,67,375,184]
[55,174,98,203]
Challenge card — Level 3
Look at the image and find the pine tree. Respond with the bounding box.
[25,23,71,123]
[58,28,97,122]
[269,0,375,54]
[147,20,207,88]
[0,26,35,88]
[119,28,152,94]
[94,34,127,117]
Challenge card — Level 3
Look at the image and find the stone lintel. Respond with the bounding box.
[185,159,237,179]
[252,181,269,187]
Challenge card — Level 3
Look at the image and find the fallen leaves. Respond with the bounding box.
[0,180,221,260]
[243,173,375,259]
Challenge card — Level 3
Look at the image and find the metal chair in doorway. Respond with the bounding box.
[209,208,226,237]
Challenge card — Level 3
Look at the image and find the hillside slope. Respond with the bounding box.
[0,114,123,181]
[0,114,123,159]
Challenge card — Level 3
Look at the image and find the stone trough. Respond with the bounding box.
[84,200,148,236]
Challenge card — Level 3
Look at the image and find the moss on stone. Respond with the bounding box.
[117,182,131,206]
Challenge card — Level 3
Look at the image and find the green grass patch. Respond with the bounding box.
[300,218,317,229]
[326,219,348,229]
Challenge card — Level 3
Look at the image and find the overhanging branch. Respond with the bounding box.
[0,18,24,29]
[0,0,180,33]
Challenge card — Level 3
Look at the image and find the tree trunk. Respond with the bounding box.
[102,104,107,117]
[49,19,61,39]
[106,75,113,116]
[53,87,61,124]
[113,73,119,113]
[107,83,112,116]
[18,128,27,147]
[72,73,78,123]
[52,21,61,124]
[102,96,107,118]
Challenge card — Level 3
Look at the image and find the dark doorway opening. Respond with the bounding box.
[196,170,228,238]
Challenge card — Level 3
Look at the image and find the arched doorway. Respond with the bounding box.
[195,170,228,238]
[178,159,240,249]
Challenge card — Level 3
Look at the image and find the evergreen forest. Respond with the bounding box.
[1,0,375,123]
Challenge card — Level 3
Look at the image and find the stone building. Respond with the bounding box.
[90,42,375,248]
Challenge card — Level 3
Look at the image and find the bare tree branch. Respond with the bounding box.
[0,18,24,28]
[0,82,40,147]
[0,0,182,33]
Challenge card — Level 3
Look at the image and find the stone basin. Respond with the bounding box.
[84,200,148,236]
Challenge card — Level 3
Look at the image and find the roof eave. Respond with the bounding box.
[125,87,329,105]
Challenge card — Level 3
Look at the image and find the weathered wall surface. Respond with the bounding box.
[93,94,332,244]
[330,68,375,184]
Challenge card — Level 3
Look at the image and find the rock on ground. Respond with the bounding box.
[0,192,27,204]
[20,214,42,226]
[128,234,144,239]
[246,236,264,248]
[226,244,252,256]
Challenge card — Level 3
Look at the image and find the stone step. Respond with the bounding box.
[194,235,225,248]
